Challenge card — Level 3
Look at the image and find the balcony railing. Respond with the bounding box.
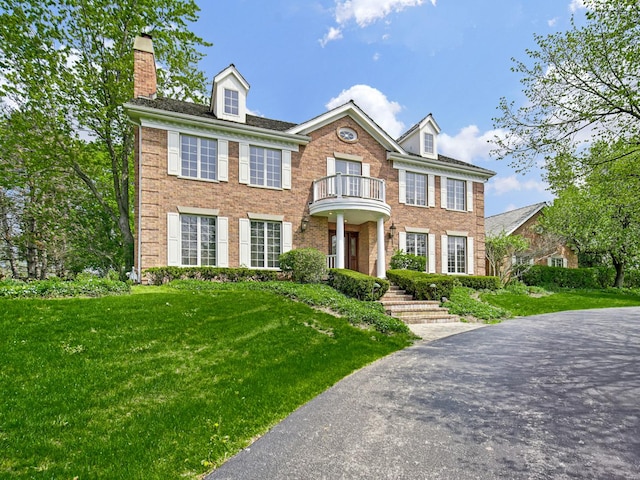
[313,173,386,203]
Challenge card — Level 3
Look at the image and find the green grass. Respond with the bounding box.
[0,284,413,479]
[444,287,510,323]
[481,287,640,316]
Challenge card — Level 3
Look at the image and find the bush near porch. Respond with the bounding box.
[328,268,389,301]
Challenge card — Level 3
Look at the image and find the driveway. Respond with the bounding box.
[206,308,640,479]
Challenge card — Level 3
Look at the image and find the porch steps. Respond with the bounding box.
[380,286,460,324]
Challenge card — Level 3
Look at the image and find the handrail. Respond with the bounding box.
[313,173,386,202]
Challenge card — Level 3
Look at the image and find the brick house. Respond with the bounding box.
[485,202,578,274]
[125,35,495,281]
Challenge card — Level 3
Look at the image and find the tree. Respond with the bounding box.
[485,232,529,285]
[541,141,640,287]
[0,0,210,274]
[493,0,640,170]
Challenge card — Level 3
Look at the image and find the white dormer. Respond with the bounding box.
[397,114,441,159]
[210,64,250,123]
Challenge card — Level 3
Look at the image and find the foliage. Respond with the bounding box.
[389,249,427,271]
[328,268,389,301]
[541,141,640,287]
[144,266,281,285]
[386,269,456,301]
[493,0,640,169]
[279,248,327,283]
[0,286,412,478]
[521,265,612,289]
[0,277,130,298]
[453,275,501,291]
[0,0,210,272]
[444,287,510,323]
[484,232,530,285]
[169,280,408,335]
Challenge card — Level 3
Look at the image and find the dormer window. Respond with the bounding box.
[224,89,239,116]
[424,133,434,155]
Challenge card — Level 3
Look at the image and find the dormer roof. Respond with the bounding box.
[210,64,250,123]
[397,113,441,159]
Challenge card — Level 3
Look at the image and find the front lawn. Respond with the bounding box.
[0,284,412,479]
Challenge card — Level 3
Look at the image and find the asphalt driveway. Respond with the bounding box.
[206,307,640,479]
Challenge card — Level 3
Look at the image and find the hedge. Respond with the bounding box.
[453,275,501,291]
[144,267,281,285]
[386,270,456,301]
[279,248,327,283]
[521,265,611,289]
[328,269,389,301]
[0,278,130,298]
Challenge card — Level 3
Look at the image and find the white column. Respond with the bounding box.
[336,212,345,269]
[376,217,386,278]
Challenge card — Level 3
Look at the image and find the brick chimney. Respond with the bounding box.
[133,34,157,99]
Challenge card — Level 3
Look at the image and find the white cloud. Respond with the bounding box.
[326,84,405,138]
[486,175,548,196]
[569,0,586,12]
[438,125,507,163]
[372,52,381,61]
[547,17,558,27]
[319,26,343,47]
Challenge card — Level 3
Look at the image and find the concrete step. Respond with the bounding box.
[380,283,460,325]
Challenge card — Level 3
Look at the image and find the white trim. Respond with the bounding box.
[398,169,406,204]
[239,143,250,184]
[466,181,474,212]
[282,222,293,253]
[247,212,285,221]
[217,217,229,267]
[446,230,468,237]
[428,174,435,207]
[441,234,448,274]
[405,226,430,234]
[326,157,336,175]
[398,231,407,252]
[428,233,436,273]
[177,206,219,216]
[167,212,180,266]
[440,176,448,209]
[167,131,180,176]
[467,237,475,274]
[334,152,363,162]
[239,218,251,267]
[218,139,228,182]
[389,155,494,183]
[282,150,291,190]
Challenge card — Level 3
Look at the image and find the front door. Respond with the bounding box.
[330,231,359,271]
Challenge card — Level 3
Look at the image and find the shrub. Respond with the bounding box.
[445,287,510,322]
[521,265,610,289]
[144,267,280,285]
[0,277,130,298]
[389,250,427,272]
[328,269,389,301]
[279,248,327,283]
[454,275,501,291]
[386,269,456,301]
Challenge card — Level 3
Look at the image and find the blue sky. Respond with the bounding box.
[188,0,588,216]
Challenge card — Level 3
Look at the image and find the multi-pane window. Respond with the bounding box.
[335,159,361,196]
[406,233,427,258]
[424,133,434,154]
[224,88,239,115]
[181,215,216,266]
[406,172,427,206]
[550,257,565,267]
[447,178,466,211]
[514,255,533,266]
[250,147,282,188]
[251,221,281,268]
[447,236,466,274]
[181,135,217,180]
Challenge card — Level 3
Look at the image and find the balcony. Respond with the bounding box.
[309,173,391,223]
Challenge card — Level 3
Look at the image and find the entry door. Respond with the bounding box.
[330,231,359,271]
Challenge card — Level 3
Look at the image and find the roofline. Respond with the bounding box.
[486,202,549,236]
[213,64,250,90]
[387,152,496,180]
[124,102,310,145]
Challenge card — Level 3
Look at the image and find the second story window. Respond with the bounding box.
[406,172,426,206]
[446,178,466,211]
[181,135,217,180]
[224,88,239,115]
[424,133,434,154]
[250,146,281,188]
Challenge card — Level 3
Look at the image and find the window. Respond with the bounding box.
[424,133,434,154]
[224,89,239,115]
[447,236,466,274]
[181,215,216,266]
[335,159,361,196]
[406,233,427,257]
[550,257,565,268]
[514,255,533,266]
[406,172,427,206]
[251,220,281,268]
[447,178,466,211]
[181,135,217,180]
[250,146,282,188]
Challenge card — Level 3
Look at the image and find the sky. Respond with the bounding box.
[187,0,590,217]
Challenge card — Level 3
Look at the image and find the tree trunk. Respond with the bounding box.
[612,257,625,288]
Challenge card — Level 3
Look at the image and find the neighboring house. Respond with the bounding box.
[125,35,495,281]
[485,202,578,274]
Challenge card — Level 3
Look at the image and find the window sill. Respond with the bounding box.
[247,184,284,191]
[444,207,468,213]
[177,176,221,184]
[405,203,431,208]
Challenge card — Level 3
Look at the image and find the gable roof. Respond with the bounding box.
[485,202,548,237]
[396,113,440,143]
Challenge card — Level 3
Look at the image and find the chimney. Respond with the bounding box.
[133,34,157,99]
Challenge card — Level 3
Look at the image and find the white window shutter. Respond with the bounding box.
[282,222,293,253]
[167,131,180,176]
[428,174,435,207]
[441,235,448,274]
[362,163,370,177]
[466,181,474,212]
[167,212,180,266]
[282,150,291,189]
[398,169,406,204]
[467,237,474,274]
[218,140,228,182]
[239,143,250,184]
[441,176,448,209]
[239,218,251,267]
[563,258,568,268]
[547,257,553,266]
[398,231,406,253]
[362,163,370,198]
[326,157,335,175]
[428,234,436,273]
[217,216,229,267]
